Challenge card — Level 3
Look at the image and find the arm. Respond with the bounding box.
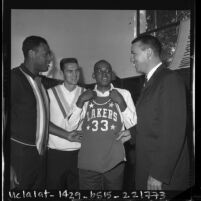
[116,129,131,144]
[115,89,137,129]
[41,75,63,89]
[67,90,95,130]
[49,121,81,142]
[110,89,137,143]
[149,73,187,185]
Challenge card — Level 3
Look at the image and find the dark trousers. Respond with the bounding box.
[46,148,79,190]
[10,140,46,190]
[79,162,125,190]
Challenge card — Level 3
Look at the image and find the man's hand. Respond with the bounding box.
[116,129,131,143]
[10,166,19,189]
[67,130,82,142]
[76,90,97,108]
[109,89,127,112]
[147,176,162,190]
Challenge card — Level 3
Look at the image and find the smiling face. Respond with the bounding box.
[63,62,80,86]
[93,61,112,91]
[131,41,149,74]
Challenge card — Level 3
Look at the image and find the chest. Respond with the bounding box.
[136,83,163,131]
[82,97,122,135]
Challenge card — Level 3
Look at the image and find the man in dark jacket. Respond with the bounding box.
[130,34,190,190]
[10,35,80,189]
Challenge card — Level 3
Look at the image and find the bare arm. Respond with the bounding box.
[49,121,81,142]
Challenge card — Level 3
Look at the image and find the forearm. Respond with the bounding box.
[118,99,127,112]
[76,98,84,108]
[49,121,70,140]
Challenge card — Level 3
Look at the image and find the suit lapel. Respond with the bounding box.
[136,64,165,107]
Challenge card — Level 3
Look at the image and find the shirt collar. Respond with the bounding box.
[20,63,38,79]
[94,83,114,97]
[62,83,78,93]
[146,62,162,81]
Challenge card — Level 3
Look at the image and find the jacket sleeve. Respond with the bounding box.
[149,73,187,184]
[41,76,63,89]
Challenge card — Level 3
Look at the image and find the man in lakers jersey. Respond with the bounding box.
[71,60,137,190]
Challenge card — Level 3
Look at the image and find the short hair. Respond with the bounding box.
[60,58,79,72]
[94,60,112,72]
[131,34,162,57]
[22,35,48,58]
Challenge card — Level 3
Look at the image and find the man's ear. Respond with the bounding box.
[28,49,35,58]
[92,72,95,79]
[146,48,153,60]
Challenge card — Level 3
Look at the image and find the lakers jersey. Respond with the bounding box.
[78,95,125,173]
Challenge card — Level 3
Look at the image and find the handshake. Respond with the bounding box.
[76,89,127,112]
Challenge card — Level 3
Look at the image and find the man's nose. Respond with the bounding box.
[102,71,108,76]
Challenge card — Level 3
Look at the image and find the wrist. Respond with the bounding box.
[76,99,84,108]
[119,101,127,112]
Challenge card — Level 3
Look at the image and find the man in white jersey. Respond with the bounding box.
[47,58,85,189]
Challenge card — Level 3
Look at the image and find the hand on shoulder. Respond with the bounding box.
[76,90,97,108]
[109,89,127,111]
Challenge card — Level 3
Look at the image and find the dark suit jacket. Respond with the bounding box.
[135,64,190,190]
[10,65,62,188]
[11,65,62,144]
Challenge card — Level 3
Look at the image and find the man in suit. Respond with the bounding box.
[130,34,190,190]
[10,35,80,189]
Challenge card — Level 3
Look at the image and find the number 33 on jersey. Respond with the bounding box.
[83,96,122,135]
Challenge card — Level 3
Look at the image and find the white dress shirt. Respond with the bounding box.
[146,62,162,81]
